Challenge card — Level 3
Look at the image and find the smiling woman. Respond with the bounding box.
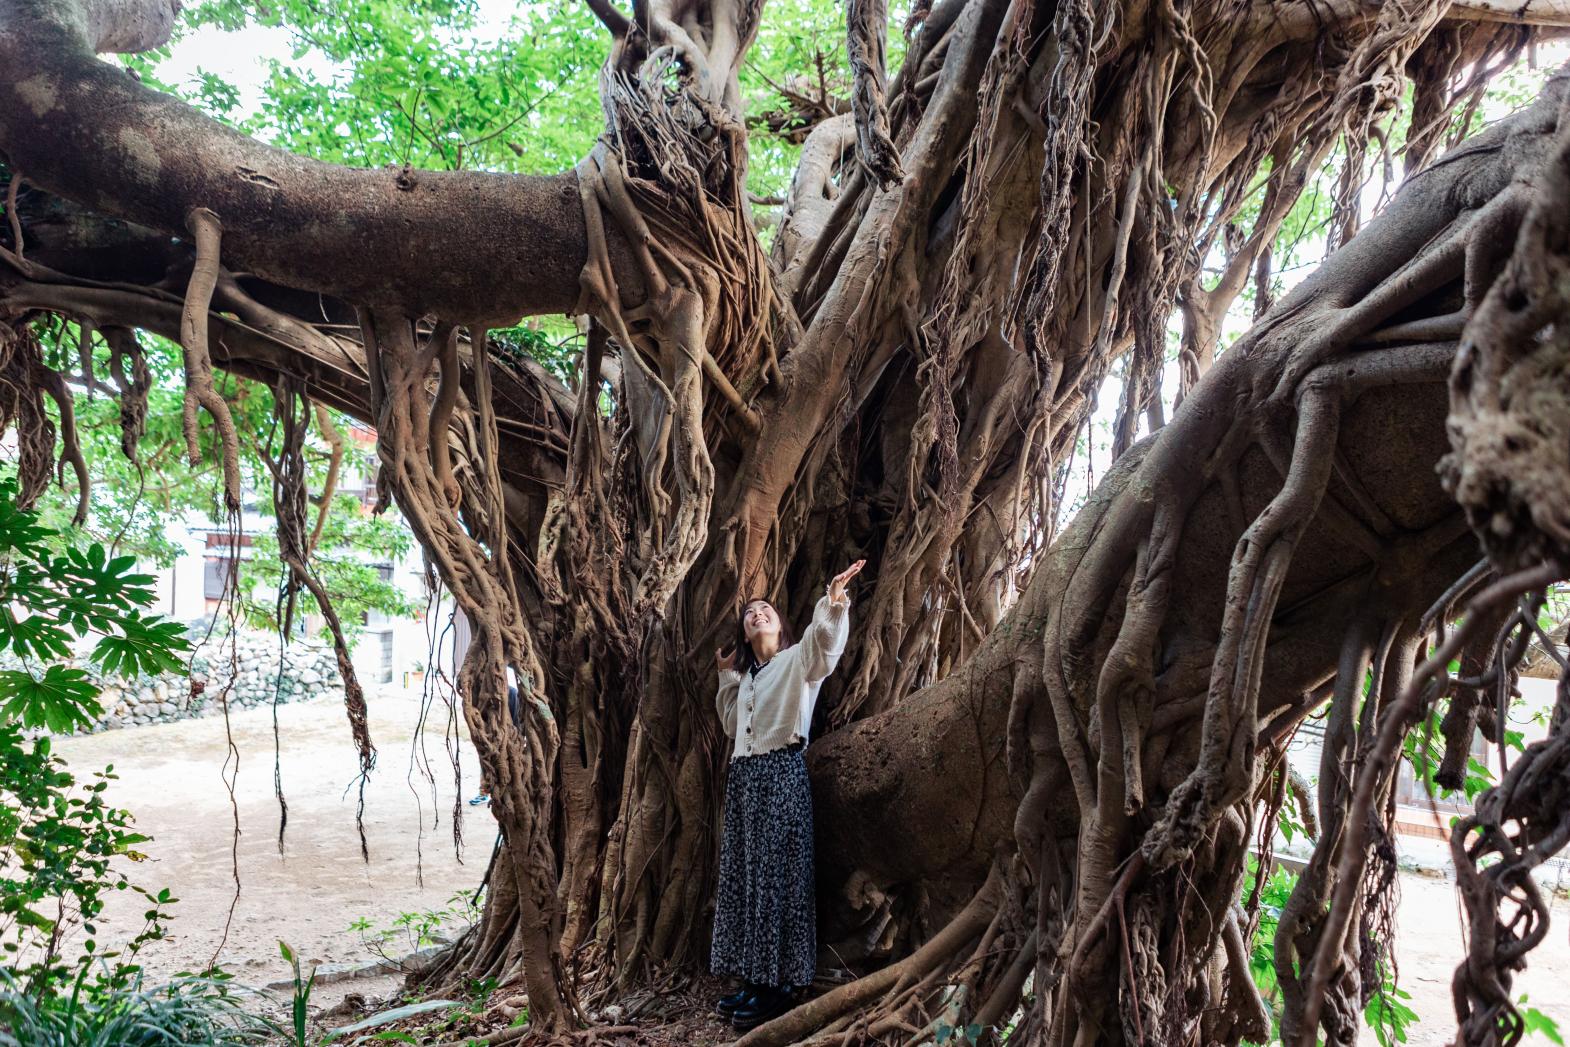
[710,560,863,1030]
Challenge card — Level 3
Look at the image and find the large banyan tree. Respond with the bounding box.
[4,0,1570,1042]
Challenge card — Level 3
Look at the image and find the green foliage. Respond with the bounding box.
[180,0,606,174]
[1240,854,1421,1047]
[1519,996,1565,1045]
[0,969,269,1047]
[0,470,190,1006]
[0,475,191,732]
[0,728,171,994]
[1242,853,1297,1044]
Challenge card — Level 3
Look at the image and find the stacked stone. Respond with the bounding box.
[84,632,346,732]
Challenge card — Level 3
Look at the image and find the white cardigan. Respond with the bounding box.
[715,592,851,759]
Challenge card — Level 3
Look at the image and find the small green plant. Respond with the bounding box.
[347,891,481,969]
[278,939,319,1047]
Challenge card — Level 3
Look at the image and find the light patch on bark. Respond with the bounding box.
[14,76,59,118]
[83,0,181,54]
[115,127,161,183]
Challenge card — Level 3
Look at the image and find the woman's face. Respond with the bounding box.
[742,600,780,643]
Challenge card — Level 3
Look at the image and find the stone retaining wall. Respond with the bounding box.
[82,631,346,732]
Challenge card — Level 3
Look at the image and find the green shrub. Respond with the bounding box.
[0,969,269,1047]
[0,470,259,1038]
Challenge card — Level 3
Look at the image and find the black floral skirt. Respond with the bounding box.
[709,741,817,987]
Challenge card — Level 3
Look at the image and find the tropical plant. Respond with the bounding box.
[0,472,191,994]
[0,969,268,1047]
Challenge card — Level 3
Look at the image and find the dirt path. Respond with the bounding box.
[53,687,486,990]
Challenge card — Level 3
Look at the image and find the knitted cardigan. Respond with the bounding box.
[715,591,851,760]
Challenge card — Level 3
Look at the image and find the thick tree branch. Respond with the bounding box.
[0,0,634,321]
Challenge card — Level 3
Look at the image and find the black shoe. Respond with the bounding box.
[715,982,759,1017]
[730,984,793,1031]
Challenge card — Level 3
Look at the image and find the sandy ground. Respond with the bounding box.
[51,687,486,998]
[1385,870,1570,1046]
[46,692,1570,1044]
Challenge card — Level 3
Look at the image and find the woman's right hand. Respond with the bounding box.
[716,646,738,672]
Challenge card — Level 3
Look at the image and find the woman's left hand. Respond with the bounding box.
[828,559,865,604]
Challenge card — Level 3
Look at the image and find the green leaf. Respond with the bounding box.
[0,665,101,731]
[1521,1003,1564,1045]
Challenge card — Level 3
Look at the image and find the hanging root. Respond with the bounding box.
[104,326,151,463]
[0,323,57,506]
[308,400,344,554]
[178,207,243,512]
[359,309,576,1032]
[34,360,89,525]
[260,377,378,858]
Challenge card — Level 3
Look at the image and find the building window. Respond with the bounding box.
[203,555,237,600]
[202,532,253,602]
[378,630,394,684]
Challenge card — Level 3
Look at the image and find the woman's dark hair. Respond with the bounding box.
[729,598,796,674]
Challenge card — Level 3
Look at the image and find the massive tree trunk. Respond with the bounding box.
[4,0,1570,1043]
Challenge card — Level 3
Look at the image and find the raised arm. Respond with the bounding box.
[798,591,852,684]
[798,559,863,683]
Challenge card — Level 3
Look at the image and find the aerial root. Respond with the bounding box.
[259,379,377,857]
[357,308,575,1031]
[33,361,89,524]
[104,327,151,463]
[177,207,243,511]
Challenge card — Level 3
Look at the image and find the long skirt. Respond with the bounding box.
[709,740,817,987]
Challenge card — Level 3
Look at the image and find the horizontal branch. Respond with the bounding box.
[0,0,638,322]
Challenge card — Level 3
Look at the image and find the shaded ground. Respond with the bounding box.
[47,687,1570,1045]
